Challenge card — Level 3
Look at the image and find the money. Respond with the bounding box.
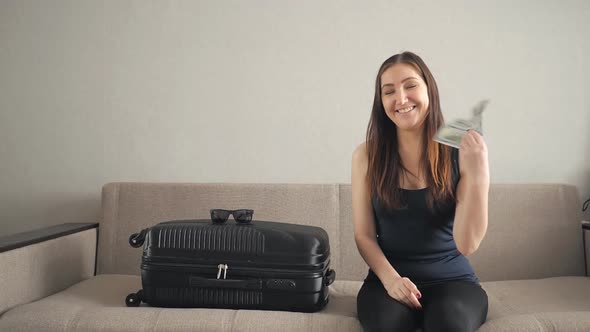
[434,99,489,149]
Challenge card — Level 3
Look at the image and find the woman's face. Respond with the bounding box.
[380,63,429,132]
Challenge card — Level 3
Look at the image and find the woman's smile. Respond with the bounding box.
[396,105,416,114]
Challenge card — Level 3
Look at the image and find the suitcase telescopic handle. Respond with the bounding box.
[189,276,263,290]
[129,229,148,248]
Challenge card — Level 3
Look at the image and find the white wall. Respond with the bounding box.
[1,0,589,236]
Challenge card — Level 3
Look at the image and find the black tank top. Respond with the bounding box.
[366,148,480,286]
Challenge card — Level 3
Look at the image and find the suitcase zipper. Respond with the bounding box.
[217,263,228,279]
[142,261,324,278]
[143,255,328,271]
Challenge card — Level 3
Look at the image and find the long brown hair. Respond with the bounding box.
[366,51,455,211]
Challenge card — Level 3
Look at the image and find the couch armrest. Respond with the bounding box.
[0,223,98,315]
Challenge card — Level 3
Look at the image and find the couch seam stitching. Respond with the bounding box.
[229,309,239,332]
[149,308,163,332]
[531,312,552,332]
[64,306,84,332]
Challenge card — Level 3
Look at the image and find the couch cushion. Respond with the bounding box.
[479,277,590,331]
[2,275,589,331]
[483,277,590,318]
[478,312,590,332]
[0,274,361,332]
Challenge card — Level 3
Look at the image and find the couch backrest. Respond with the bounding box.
[338,183,585,281]
[475,184,584,281]
[99,183,584,282]
[98,183,340,276]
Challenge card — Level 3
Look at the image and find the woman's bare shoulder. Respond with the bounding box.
[352,142,368,164]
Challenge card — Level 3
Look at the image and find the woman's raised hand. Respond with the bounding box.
[459,129,490,185]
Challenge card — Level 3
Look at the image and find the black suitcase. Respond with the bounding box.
[125,219,335,312]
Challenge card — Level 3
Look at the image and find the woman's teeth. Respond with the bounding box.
[397,106,415,113]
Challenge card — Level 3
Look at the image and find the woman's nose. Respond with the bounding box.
[395,90,408,105]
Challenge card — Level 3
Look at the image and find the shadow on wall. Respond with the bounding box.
[582,170,590,220]
[583,108,590,221]
[583,173,590,221]
[565,107,590,221]
[0,195,101,237]
[46,195,102,226]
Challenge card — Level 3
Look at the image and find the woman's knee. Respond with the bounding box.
[423,314,474,332]
[422,281,488,332]
[361,309,417,332]
[423,302,483,332]
[357,281,419,332]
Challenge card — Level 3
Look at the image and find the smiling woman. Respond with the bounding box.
[366,52,449,209]
[352,51,489,332]
[380,66,430,132]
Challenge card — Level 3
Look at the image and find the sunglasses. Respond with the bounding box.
[209,209,254,224]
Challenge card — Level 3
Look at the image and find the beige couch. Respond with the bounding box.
[1,183,589,331]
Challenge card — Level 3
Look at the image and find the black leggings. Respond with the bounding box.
[357,280,488,332]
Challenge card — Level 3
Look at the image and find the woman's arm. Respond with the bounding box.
[352,143,401,284]
[453,130,490,256]
[352,143,422,309]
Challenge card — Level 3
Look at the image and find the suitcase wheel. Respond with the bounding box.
[125,290,143,307]
[129,229,147,248]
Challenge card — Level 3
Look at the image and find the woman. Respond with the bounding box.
[352,51,489,332]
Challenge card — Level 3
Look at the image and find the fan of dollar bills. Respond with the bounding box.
[434,99,489,149]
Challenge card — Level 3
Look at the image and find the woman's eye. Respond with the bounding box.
[407,85,417,89]
[384,91,394,95]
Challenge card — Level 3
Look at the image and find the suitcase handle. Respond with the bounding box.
[324,268,335,286]
[189,276,263,290]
